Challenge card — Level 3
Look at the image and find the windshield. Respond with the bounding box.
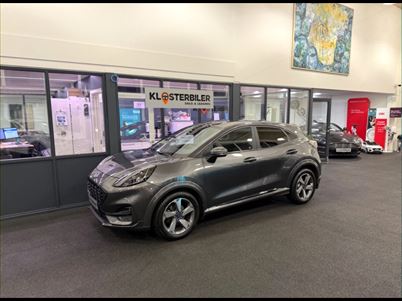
[329,123,343,132]
[312,122,343,133]
[151,124,222,156]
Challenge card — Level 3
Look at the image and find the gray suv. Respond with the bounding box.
[88,121,321,240]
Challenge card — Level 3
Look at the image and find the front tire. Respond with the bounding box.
[153,192,200,241]
[288,169,316,204]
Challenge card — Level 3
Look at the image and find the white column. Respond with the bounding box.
[148,108,155,144]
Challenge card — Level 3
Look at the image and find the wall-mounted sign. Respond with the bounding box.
[390,107,402,118]
[145,87,213,109]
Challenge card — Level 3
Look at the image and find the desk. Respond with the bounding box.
[0,142,35,159]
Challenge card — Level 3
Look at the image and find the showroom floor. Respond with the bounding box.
[1,153,401,298]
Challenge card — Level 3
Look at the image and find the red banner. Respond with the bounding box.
[346,98,370,140]
[374,119,387,148]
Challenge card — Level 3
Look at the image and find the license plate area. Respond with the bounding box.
[336,148,351,153]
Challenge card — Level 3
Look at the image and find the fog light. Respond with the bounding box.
[106,215,132,226]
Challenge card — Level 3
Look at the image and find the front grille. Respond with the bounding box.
[87,179,107,204]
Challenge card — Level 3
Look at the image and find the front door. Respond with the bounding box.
[201,126,262,206]
[311,98,332,162]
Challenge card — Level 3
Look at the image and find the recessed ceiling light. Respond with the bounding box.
[384,3,396,5]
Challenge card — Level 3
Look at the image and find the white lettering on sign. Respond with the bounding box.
[145,87,213,109]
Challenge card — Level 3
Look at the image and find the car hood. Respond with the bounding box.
[93,149,185,179]
[329,131,358,143]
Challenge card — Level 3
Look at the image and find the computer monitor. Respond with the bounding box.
[3,128,19,139]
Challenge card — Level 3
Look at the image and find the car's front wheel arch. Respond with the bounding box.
[143,181,207,230]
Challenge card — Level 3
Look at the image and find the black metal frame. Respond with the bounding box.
[0,66,109,164]
[311,97,332,162]
[113,72,234,152]
[238,83,313,135]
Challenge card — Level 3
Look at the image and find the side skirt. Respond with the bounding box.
[204,187,290,214]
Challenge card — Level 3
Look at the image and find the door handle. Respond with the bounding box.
[286,149,298,155]
[243,157,257,163]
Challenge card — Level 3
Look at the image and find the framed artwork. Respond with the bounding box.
[291,3,354,75]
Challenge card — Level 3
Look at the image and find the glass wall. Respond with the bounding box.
[289,89,309,134]
[0,69,51,160]
[163,81,198,135]
[266,88,288,123]
[117,77,161,151]
[49,73,105,156]
[240,86,264,120]
[200,84,230,123]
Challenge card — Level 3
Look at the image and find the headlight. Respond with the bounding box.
[113,166,156,187]
[99,155,113,165]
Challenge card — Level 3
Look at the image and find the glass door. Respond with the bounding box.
[311,98,331,162]
[289,89,309,134]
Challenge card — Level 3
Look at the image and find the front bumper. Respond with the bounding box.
[366,148,383,153]
[329,145,360,156]
[89,205,140,229]
[87,178,159,230]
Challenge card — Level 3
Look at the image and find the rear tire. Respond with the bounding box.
[153,191,199,241]
[288,168,316,204]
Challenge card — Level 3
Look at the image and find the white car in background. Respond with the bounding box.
[361,140,383,154]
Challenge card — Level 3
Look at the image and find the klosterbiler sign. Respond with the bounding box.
[145,87,213,109]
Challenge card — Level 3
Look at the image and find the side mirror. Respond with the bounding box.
[210,146,228,157]
[207,146,228,163]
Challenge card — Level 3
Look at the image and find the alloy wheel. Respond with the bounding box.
[296,172,314,202]
[162,197,195,236]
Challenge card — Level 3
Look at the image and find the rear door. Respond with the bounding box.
[253,126,299,190]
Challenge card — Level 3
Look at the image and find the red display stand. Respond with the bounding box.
[346,98,370,140]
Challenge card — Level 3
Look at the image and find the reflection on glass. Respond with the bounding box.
[49,73,105,156]
[289,89,309,134]
[0,69,51,160]
[163,81,198,134]
[200,84,230,123]
[266,88,287,123]
[117,78,161,151]
[240,86,264,120]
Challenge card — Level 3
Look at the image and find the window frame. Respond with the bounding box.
[196,125,258,157]
[0,66,108,163]
[255,126,293,150]
[0,68,52,162]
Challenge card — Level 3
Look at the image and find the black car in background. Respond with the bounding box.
[88,121,321,240]
[311,121,362,157]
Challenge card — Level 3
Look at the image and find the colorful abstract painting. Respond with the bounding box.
[292,3,354,75]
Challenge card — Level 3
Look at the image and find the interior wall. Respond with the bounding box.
[329,92,395,128]
[1,3,400,93]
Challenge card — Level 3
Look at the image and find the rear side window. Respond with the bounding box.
[213,127,253,153]
[257,127,288,148]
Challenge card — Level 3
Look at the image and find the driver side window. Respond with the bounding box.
[213,127,253,153]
